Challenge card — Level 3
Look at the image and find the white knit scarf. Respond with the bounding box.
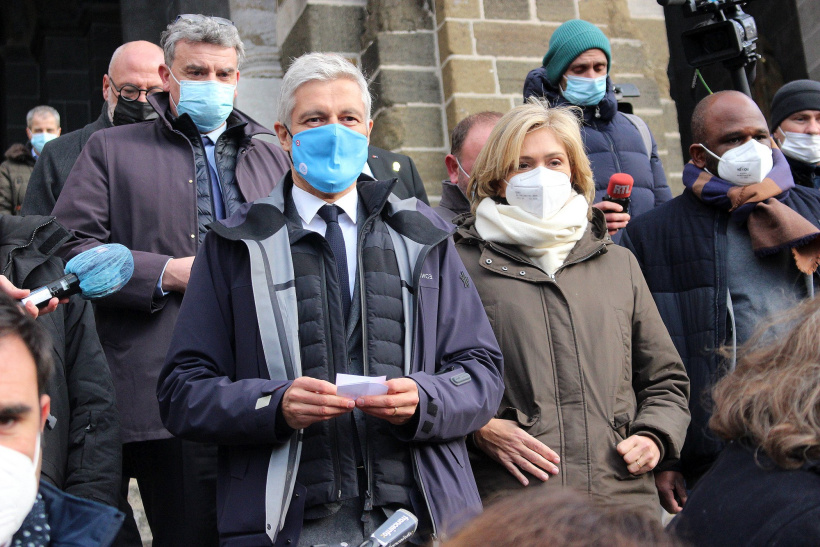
[474,193,589,275]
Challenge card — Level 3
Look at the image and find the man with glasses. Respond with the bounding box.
[22,41,165,215]
[51,15,289,546]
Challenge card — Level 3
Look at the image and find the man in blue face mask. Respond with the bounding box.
[157,52,505,546]
[50,14,290,547]
[0,106,60,216]
[523,19,672,243]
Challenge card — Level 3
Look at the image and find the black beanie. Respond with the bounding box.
[770,79,820,131]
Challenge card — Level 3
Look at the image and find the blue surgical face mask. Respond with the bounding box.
[289,123,369,194]
[562,75,607,107]
[170,71,235,133]
[30,132,58,154]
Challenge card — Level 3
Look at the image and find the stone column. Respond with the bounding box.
[230,0,282,132]
[363,0,446,192]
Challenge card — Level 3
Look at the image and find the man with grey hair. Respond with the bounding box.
[22,41,164,216]
[0,105,61,215]
[158,51,504,546]
[51,15,289,546]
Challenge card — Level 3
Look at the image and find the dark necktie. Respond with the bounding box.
[318,204,350,319]
[204,135,226,220]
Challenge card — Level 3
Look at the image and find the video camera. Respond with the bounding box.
[657,0,760,95]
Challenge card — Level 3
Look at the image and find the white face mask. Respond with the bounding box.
[505,166,572,218]
[700,139,774,186]
[0,435,40,544]
[778,128,820,165]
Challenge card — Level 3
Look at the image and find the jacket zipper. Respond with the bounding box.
[2,218,56,276]
[358,213,376,511]
[602,131,623,173]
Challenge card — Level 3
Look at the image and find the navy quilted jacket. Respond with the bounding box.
[524,68,671,241]
[622,187,820,485]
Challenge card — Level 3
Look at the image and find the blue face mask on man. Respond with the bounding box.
[562,75,607,107]
[170,71,236,133]
[288,123,369,194]
[30,132,58,155]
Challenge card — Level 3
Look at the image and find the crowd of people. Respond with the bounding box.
[1,13,819,547]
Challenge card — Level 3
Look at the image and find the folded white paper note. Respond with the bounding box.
[336,373,388,399]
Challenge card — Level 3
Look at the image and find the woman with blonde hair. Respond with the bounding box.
[454,98,690,516]
[671,297,820,546]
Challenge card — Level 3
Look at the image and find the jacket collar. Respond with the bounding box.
[439,180,471,217]
[209,171,399,242]
[147,92,274,139]
[99,101,113,129]
[0,215,70,280]
[3,142,35,164]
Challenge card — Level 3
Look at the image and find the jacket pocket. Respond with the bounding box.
[609,417,639,481]
[445,439,466,469]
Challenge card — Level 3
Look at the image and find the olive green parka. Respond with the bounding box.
[455,208,690,515]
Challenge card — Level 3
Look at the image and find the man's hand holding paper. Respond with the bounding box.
[352,376,420,426]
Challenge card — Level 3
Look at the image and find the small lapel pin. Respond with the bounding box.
[392,161,401,172]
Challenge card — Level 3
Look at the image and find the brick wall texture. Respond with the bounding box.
[275,0,684,198]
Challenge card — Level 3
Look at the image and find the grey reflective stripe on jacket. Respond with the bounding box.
[383,194,423,376]
[243,188,303,542]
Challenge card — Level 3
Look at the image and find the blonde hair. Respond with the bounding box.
[466,97,595,213]
[710,297,820,469]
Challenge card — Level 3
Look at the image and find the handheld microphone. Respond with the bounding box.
[602,173,634,215]
[20,244,134,308]
[359,509,418,547]
[310,509,418,547]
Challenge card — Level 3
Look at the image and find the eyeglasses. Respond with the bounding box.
[173,14,234,27]
[109,77,163,102]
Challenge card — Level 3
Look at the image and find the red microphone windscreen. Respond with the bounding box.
[607,173,634,199]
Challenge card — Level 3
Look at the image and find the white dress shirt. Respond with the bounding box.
[291,184,358,299]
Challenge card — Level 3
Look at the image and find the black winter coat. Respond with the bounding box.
[622,187,820,485]
[523,69,671,242]
[0,214,120,506]
[670,441,820,546]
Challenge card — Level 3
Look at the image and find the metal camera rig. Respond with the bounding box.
[658,0,761,96]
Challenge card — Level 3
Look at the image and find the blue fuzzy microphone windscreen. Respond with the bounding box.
[65,243,135,299]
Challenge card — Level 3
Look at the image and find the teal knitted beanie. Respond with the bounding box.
[542,20,612,86]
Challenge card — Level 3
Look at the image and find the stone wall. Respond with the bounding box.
[266,0,684,197]
[435,0,684,196]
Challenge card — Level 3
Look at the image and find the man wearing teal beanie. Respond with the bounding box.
[523,19,671,244]
[542,19,612,88]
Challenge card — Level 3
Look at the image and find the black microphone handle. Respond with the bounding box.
[602,195,631,215]
[20,273,81,308]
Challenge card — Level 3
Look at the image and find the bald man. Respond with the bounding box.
[622,90,820,513]
[22,41,165,215]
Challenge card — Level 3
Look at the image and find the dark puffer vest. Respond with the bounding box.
[168,112,248,243]
[282,187,415,513]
